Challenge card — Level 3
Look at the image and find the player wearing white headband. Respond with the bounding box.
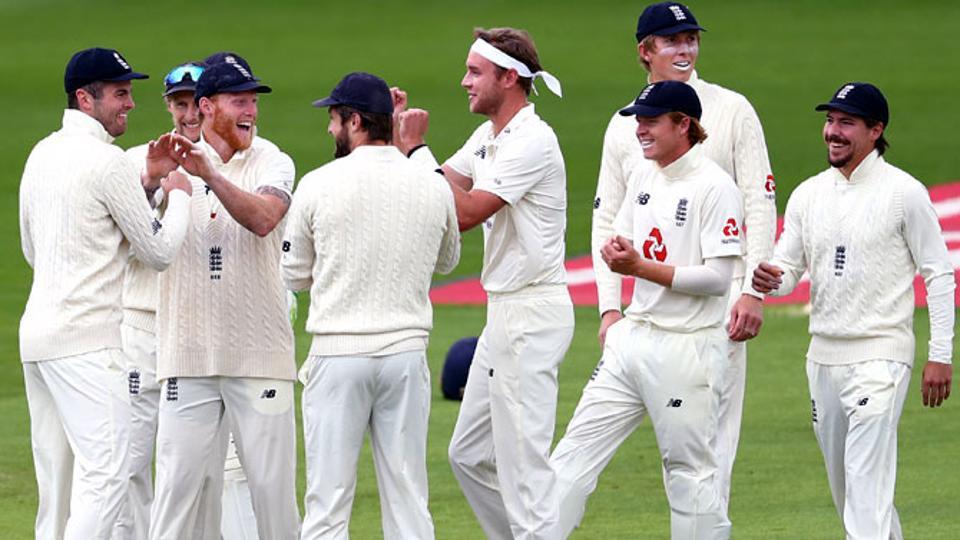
[395,27,574,539]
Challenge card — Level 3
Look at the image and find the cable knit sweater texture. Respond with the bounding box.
[771,151,955,366]
[121,143,160,333]
[156,136,296,381]
[19,110,189,362]
[592,71,777,314]
[281,145,460,358]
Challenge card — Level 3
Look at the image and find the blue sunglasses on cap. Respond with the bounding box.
[164,64,205,85]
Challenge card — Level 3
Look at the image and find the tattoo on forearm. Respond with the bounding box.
[256,185,291,208]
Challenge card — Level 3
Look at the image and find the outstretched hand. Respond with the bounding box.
[166,133,215,181]
[145,133,181,187]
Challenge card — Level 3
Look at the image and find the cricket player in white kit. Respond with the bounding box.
[591,2,777,509]
[117,58,261,539]
[282,72,460,539]
[18,47,192,539]
[753,82,954,540]
[148,57,300,539]
[395,27,574,539]
[552,80,742,539]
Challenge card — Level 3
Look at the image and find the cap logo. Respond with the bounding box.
[836,84,856,100]
[113,52,130,70]
[638,85,654,101]
[669,5,687,21]
[229,61,253,80]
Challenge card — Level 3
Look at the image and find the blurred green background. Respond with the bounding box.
[2,0,958,538]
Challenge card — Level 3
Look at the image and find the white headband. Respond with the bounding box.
[469,38,562,98]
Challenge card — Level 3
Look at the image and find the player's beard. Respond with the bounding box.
[825,134,852,169]
[211,109,254,152]
[334,128,352,158]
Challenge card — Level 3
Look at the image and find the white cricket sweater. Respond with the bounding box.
[121,143,160,332]
[281,145,460,357]
[770,151,955,366]
[19,110,190,362]
[593,71,776,314]
[156,135,297,380]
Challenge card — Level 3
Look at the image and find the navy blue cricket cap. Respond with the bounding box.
[815,82,889,126]
[64,47,149,94]
[619,80,702,120]
[203,51,252,72]
[194,60,272,102]
[312,72,394,115]
[441,337,478,401]
[636,2,705,43]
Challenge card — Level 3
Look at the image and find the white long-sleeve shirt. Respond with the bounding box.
[769,150,955,366]
[281,144,460,357]
[120,143,160,332]
[593,71,776,314]
[19,109,190,362]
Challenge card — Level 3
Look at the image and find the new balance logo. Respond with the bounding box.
[282,241,291,252]
[151,218,162,235]
[834,246,846,276]
[593,197,601,209]
[636,192,650,205]
[128,369,141,395]
[474,146,487,159]
[669,5,687,21]
[811,399,818,423]
[666,398,683,408]
[858,397,869,406]
[261,389,277,399]
[675,198,688,226]
[166,378,179,401]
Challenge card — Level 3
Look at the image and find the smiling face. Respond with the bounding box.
[635,113,690,167]
[639,30,700,83]
[165,91,201,142]
[822,109,883,176]
[85,81,135,137]
[202,91,257,152]
[461,51,506,116]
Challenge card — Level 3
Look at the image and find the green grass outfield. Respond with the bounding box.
[1,0,959,537]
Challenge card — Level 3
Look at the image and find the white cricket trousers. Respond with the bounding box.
[300,350,434,540]
[114,324,161,540]
[551,320,731,540]
[150,376,300,540]
[113,324,261,539]
[23,349,130,540]
[448,284,575,540]
[715,278,747,509]
[807,359,910,540]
